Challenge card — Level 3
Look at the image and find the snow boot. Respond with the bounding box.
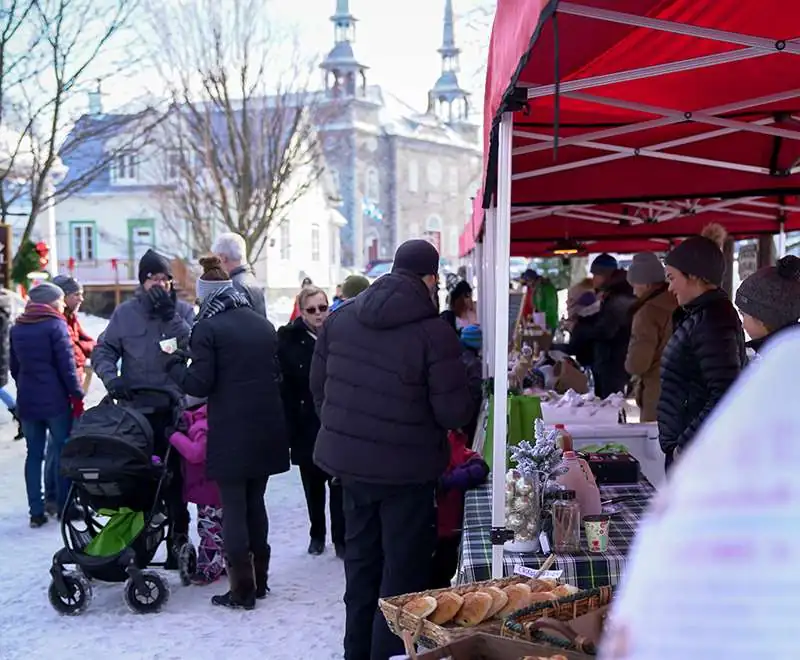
[211,556,256,610]
[44,500,59,517]
[308,538,325,555]
[253,546,271,599]
[29,514,48,528]
[165,532,188,570]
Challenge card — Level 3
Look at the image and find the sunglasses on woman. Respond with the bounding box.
[305,304,329,314]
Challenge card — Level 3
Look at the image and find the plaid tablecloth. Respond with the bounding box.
[457,478,655,590]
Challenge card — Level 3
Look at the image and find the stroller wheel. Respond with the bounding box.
[123,570,170,614]
[178,542,197,586]
[48,570,93,616]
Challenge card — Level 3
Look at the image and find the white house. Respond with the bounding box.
[45,103,345,298]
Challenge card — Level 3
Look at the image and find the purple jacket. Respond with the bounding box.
[168,406,222,507]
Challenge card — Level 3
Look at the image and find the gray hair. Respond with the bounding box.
[212,232,247,263]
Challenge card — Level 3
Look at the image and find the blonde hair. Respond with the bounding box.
[298,286,328,310]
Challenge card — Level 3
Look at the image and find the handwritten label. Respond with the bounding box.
[513,565,563,580]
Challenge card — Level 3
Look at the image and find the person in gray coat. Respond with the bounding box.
[92,248,195,566]
[212,232,267,317]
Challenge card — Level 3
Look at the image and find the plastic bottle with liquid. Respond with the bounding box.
[553,424,602,517]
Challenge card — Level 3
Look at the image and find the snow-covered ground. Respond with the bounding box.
[0,314,346,660]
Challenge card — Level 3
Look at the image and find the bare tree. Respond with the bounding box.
[0,0,155,261]
[146,0,329,262]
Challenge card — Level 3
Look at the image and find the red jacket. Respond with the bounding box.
[65,311,96,386]
[437,431,489,539]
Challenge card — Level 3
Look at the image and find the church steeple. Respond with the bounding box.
[427,0,470,123]
[320,0,368,98]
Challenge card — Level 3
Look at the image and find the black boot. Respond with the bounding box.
[165,533,188,570]
[253,545,271,599]
[307,538,325,556]
[212,556,256,610]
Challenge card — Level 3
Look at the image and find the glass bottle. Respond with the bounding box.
[552,489,581,553]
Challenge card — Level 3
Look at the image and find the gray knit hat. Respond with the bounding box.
[664,236,726,287]
[736,256,800,330]
[28,281,64,305]
[627,252,665,286]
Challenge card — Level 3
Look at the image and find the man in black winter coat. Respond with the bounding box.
[311,239,474,660]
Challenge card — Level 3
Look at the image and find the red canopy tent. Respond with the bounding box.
[478,0,800,581]
[460,0,800,256]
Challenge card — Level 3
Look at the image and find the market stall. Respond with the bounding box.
[478,0,800,581]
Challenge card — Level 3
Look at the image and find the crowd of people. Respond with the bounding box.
[5,233,487,660]
[550,223,800,469]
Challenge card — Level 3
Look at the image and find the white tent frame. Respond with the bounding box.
[486,2,800,578]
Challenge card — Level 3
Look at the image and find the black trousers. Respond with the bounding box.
[218,477,269,563]
[147,408,190,541]
[341,480,436,660]
[430,535,462,589]
[299,462,345,544]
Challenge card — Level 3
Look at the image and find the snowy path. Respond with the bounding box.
[0,314,346,660]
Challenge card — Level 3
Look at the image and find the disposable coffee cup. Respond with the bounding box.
[159,337,178,354]
[583,514,611,553]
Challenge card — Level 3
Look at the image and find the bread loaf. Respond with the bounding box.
[454,592,493,627]
[403,595,437,619]
[496,583,531,618]
[483,586,509,618]
[428,591,463,625]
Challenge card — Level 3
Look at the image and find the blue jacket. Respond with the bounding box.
[10,316,83,420]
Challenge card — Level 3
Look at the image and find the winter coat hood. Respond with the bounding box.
[354,271,437,330]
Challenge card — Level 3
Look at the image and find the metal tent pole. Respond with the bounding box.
[490,113,513,579]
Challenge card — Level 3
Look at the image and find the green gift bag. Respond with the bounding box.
[484,394,542,470]
[85,507,145,557]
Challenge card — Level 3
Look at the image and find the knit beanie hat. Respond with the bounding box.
[590,253,618,275]
[460,324,482,351]
[52,274,82,296]
[627,252,665,286]
[392,239,440,276]
[736,255,800,330]
[664,224,727,287]
[29,281,64,305]
[341,274,369,299]
[196,255,232,302]
[138,249,173,285]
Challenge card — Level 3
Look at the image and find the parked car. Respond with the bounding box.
[364,260,393,282]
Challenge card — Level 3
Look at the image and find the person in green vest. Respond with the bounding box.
[521,269,559,332]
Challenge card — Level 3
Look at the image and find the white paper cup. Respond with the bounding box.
[159,338,178,354]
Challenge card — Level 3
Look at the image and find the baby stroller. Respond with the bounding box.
[48,386,197,615]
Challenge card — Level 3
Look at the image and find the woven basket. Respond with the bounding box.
[379,578,611,651]
[501,586,613,646]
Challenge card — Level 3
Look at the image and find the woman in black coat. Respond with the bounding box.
[277,286,344,558]
[167,256,289,610]
[660,225,746,471]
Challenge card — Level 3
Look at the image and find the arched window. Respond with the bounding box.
[426,214,443,233]
[365,167,380,201]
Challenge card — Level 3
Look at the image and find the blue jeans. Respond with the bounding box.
[22,414,72,517]
[0,387,15,411]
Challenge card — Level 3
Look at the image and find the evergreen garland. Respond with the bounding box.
[12,240,43,286]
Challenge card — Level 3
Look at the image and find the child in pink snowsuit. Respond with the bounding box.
[168,403,225,584]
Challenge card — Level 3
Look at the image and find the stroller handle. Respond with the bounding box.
[103,385,185,410]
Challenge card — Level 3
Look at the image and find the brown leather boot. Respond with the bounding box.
[253,546,270,599]
[211,556,256,610]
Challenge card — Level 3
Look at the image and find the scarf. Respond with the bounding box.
[15,301,66,325]
[190,285,251,341]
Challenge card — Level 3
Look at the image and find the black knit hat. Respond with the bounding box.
[664,236,726,287]
[736,255,800,330]
[392,239,439,276]
[138,249,173,285]
[52,274,82,296]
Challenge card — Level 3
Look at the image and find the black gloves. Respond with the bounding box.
[163,348,189,374]
[148,286,176,321]
[106,376,133,401]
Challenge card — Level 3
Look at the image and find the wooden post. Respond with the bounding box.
[112,259,121,307]
[757,235,776,268]
[722,237,735,297]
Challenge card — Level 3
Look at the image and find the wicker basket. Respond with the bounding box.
[379,577,612,651]
[501,587,613,647]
